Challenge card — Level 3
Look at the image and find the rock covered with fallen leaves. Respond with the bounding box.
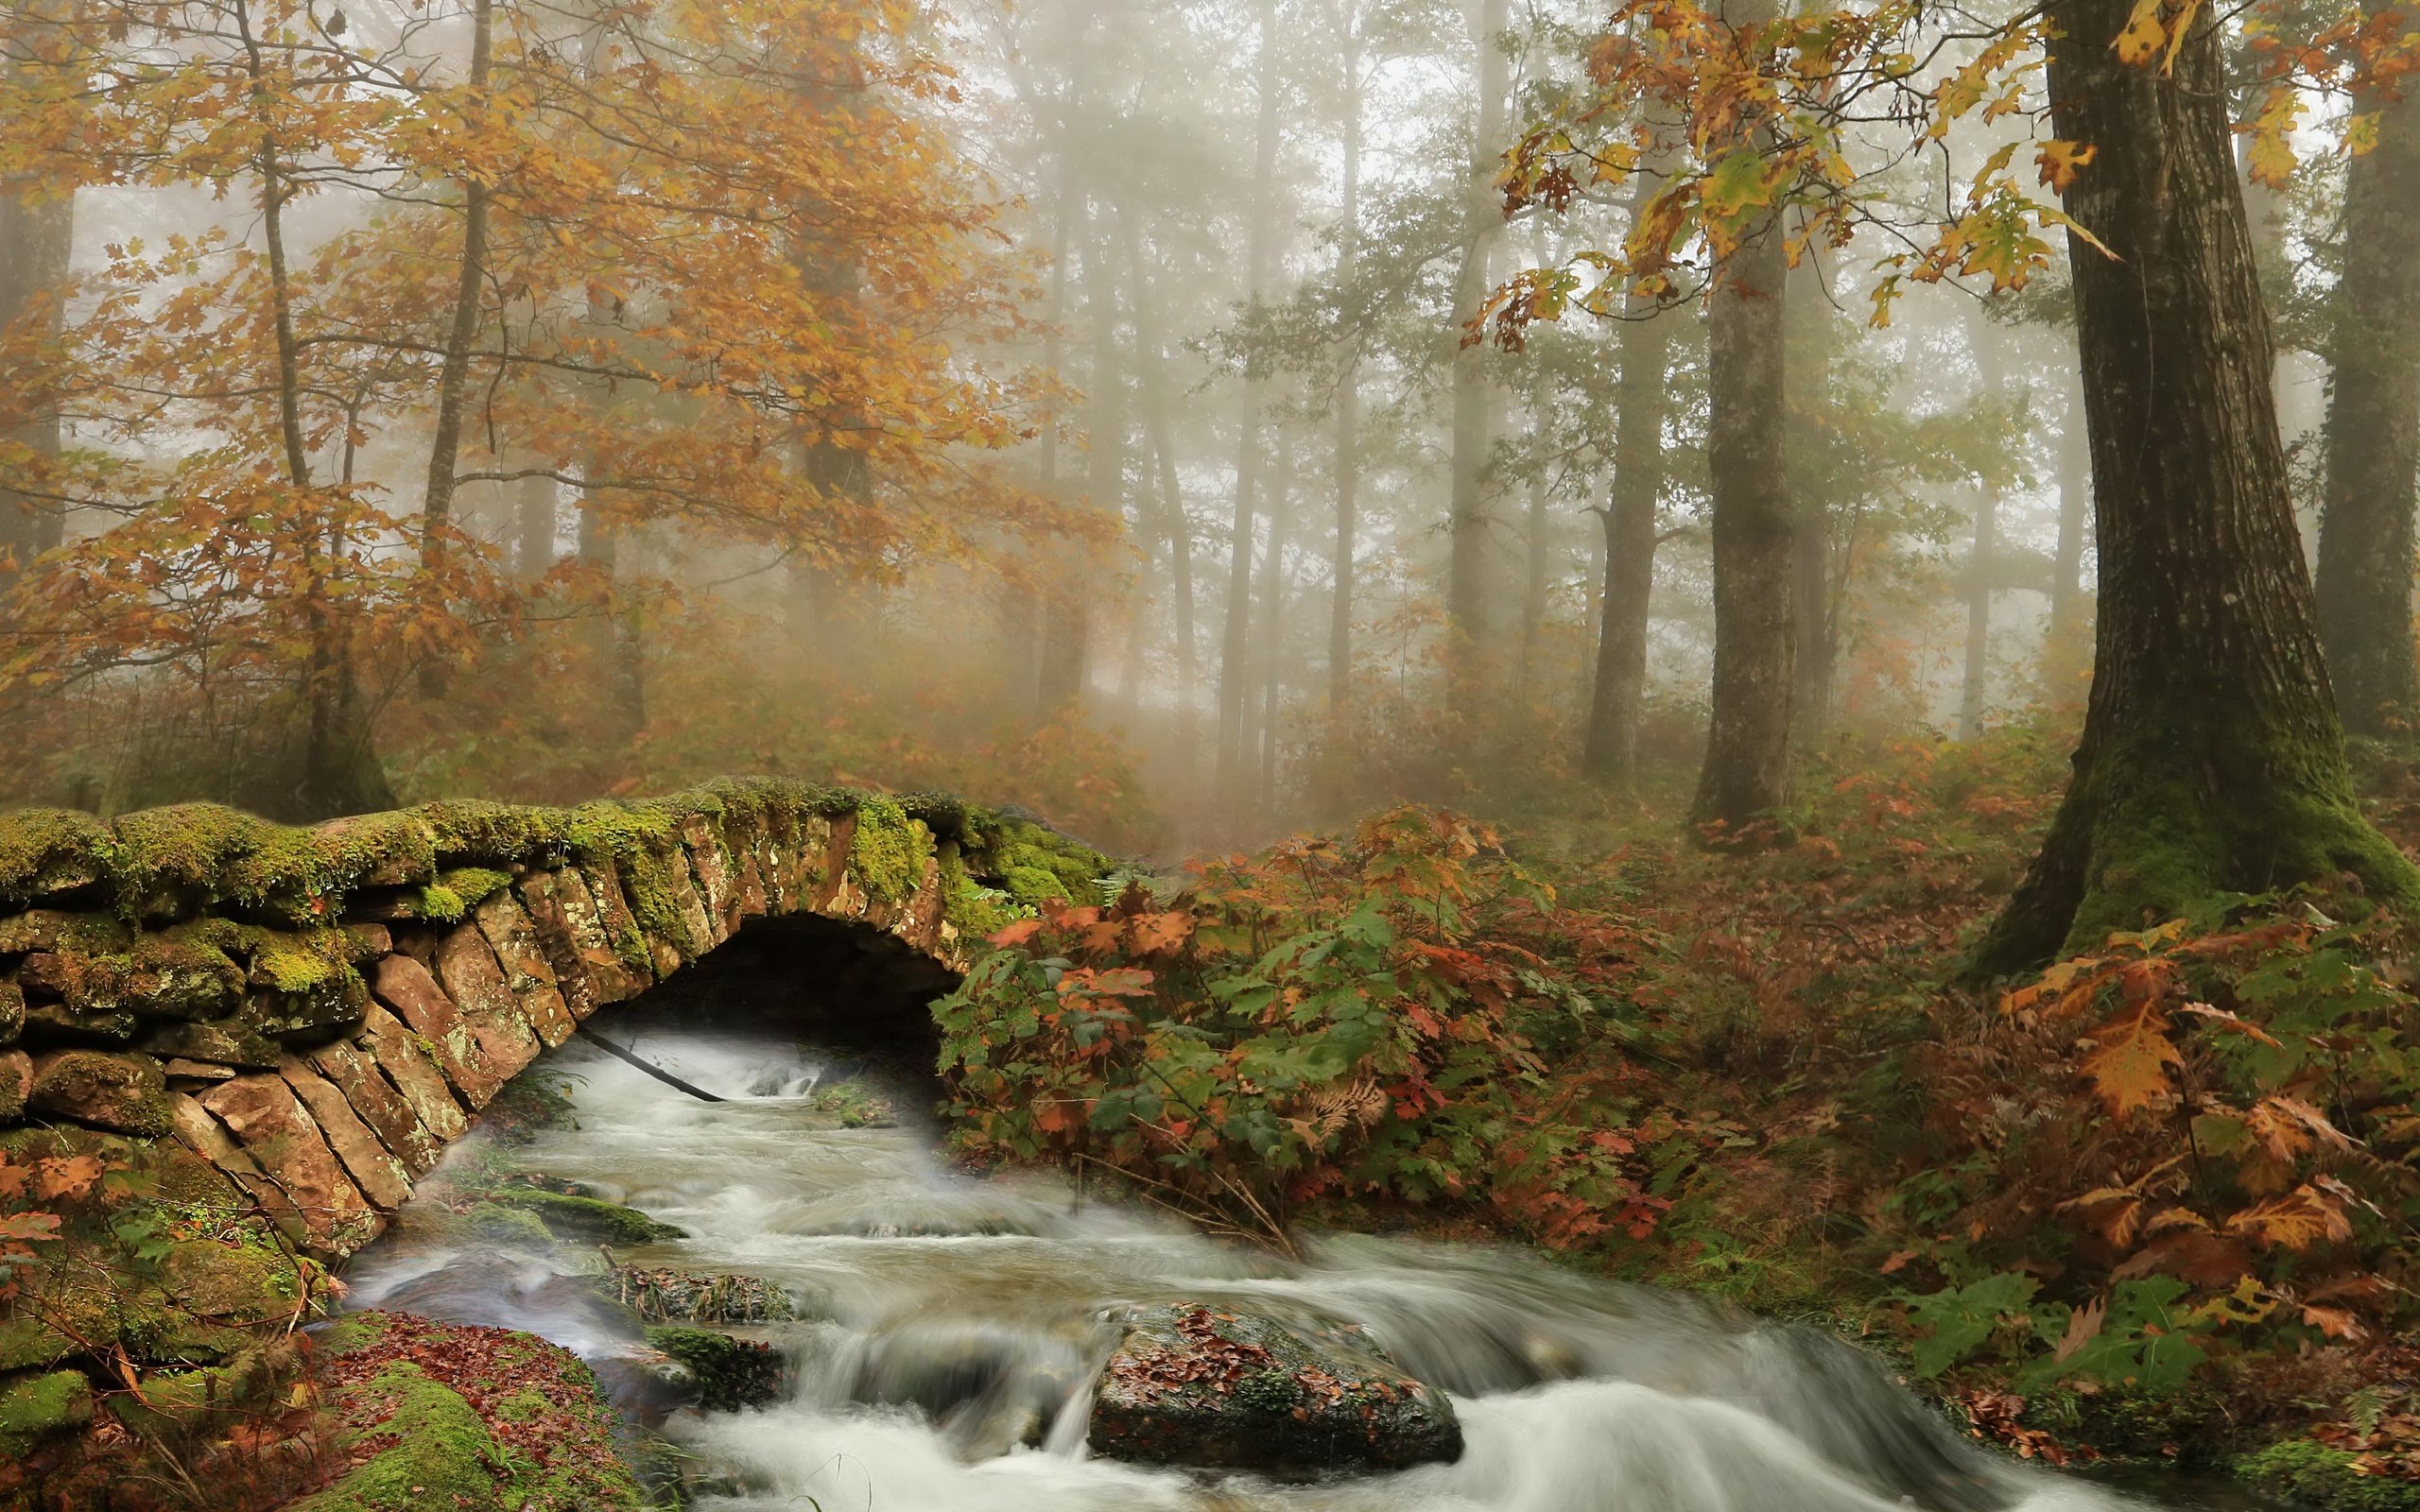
[1088,1303,1461,1473]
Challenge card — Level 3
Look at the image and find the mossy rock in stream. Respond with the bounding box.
[490,1188,683,1244]
[642,1325,787,1411]
[465,1200,558,1248]
[1088,1303,1461,1474]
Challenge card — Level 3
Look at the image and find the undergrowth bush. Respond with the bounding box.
[936,804,1738,1249]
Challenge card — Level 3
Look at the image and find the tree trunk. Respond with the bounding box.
[2312,46,2420,738]
[1256,425,1296,814]
[1972,0,2420,971]
[2044,383,2093,699]
[1959,486,1999,741]
[0,114,70,580]
[1216,0,1282,807]
[1042,211,1124,710]
[1689,8,1796,836]
[417,0,494,576]
[1582,168,1676,787]
[238,5,391,818]
[1958,302,2013,741]
[512,472,556,579]
[1787,249,1835,747]
[1444,0,1510,661]
[1329,21,1364,715]
[1120,203,1201,786]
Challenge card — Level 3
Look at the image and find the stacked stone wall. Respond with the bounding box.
[0,780,1108,1264]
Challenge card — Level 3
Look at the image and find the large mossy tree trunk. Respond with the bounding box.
[1971,0,2420,972]
[1689,31,1796,835]
[2312,27,2420,739]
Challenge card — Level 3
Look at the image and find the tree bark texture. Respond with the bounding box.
[1583,168,1675,787]
[1122,204,1200,783]
[2312,45,2420,738]
[1216,0,1282,807]
[1787,249,1835,747]
[1974,0,2420,971]
[418,0,494,572]
[1689,29,1795,835]
[1329,23,1364,715]
[0,139,69,577]
[1444,0,1510,657]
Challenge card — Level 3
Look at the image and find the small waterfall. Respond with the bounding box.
[340,1008,2168,1512]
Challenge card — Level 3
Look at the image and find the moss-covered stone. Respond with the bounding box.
[849,796,930,906]
[1089,1303,1461,1474]
[642,1325,786,1410]
[109,804,438,924]
[0,1124,309,1370]
[49,937,246,1022]
[2236,1439,2420,1512]
[0,1367,94,1459]
[0,809,110,902]
[465,1200,556,1247]
[140,1017,284,1068]
[939,845,1028,945]
[308,1312,646,1512]
[287,1360,508,1512]
[27,1048,172,1135]
[492,1188,684,1244]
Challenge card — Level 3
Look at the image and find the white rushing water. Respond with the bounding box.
[339,1008,2183,1512]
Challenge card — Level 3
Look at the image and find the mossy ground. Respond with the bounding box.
[2237,1441,2420,1512]
[305,1313,646,1512]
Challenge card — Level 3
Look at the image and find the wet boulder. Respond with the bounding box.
[1088,1303,1461,1474]
[641,1325,788,1411]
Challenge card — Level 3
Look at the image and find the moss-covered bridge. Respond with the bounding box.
[0,781,1106,1317]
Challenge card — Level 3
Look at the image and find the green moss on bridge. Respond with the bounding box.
[0,777,1115,934]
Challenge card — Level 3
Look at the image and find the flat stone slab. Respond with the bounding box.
[1088,1303,1461,1474]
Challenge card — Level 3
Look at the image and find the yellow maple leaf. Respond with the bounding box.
[2036,140,2097,194]
[2113,0,2168,65]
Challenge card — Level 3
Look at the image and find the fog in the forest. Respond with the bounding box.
[0,0,2369,855]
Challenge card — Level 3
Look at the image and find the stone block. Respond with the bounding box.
[473,893,574,1046]
[309,1040,441,1177]
[167,1091,308,1246]
[194,1074,379,1256]
[368,954,502,1108]
[575,858,664,988]
[429,928,541,1084]
[27,1050,172,1136]
[729,818,769,919]
[141,1018,283,1070]
[0,981,19,1047]
[0,1050,28,1123]
[512,871,598,1022]
[547,868,646,1005]
[354,1002,470,1142]
[680,816,737,939]
[279,1059,413,1209]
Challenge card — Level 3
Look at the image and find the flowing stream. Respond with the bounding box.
[339,1005,2204,1512]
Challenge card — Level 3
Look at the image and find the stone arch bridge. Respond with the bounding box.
[0,781,1109,1273]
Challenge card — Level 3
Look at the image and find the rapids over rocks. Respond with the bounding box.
[338,1006,2186,1512]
